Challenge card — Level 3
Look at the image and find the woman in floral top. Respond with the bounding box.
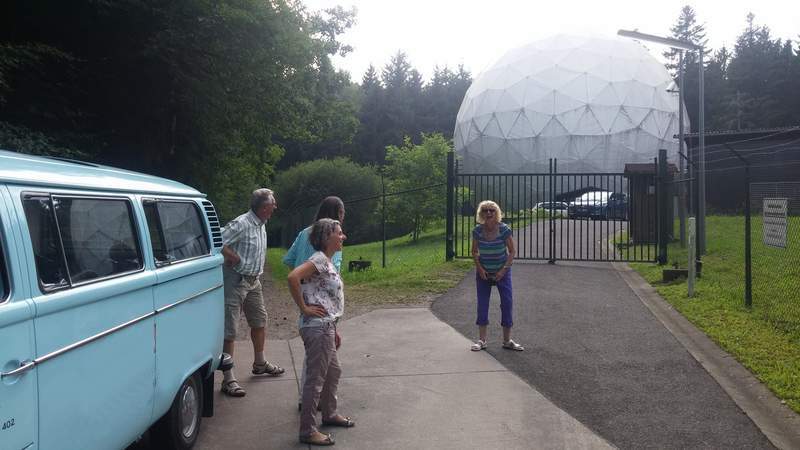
[288,218,354,446]
[283,196,345,412]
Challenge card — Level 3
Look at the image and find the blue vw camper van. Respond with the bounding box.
[0,150,226,449]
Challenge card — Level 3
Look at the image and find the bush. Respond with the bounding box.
[385,133,449,240]
[271,158,381,245]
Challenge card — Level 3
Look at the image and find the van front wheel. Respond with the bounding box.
[153,372,203,449]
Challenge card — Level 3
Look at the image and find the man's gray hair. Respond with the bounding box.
[250,188,275,212]
[309,218,340,251]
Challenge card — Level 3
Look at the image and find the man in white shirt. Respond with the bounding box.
[220,188,284,397]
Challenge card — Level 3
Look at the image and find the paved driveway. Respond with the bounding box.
[431,261,775,449]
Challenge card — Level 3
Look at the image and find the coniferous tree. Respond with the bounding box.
[663,5,710,76]
[354,64,386,163]
[378,51,418,158]
[727,13,796,128]
[407,68,425,141]
[420,65,472,138]
[665,5,711,132]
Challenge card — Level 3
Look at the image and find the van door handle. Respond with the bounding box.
[0,360,35,379]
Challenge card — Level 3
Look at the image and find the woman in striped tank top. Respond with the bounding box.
[470,200,524,352]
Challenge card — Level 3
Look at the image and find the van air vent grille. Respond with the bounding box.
[202,200,223,249]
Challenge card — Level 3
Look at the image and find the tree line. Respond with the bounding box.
[1,2,798,241]
[0,1,469,229]
[664,7,800,131]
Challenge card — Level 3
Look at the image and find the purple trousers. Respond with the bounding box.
[476,268,513,328]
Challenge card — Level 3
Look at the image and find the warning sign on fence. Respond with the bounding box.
[763,198,788,248]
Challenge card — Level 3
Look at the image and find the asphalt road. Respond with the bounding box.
[431,261,775,449]
[512,217,629,261]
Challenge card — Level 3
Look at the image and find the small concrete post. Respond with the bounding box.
[688,217,696,297]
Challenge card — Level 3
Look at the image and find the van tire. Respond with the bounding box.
[152,372,203,449]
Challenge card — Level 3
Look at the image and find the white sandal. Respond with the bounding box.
[502,339,524,351]
[471,339,487,351]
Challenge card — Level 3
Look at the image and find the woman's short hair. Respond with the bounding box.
[475,200,503,224]
[250,188,275,212]
[315,196,344,222]
[309,218,340,251]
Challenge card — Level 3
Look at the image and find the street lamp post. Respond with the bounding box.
[678,51,687,247]
[618,29,706,255]
[698,47,705,255]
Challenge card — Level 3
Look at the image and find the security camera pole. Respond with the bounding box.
[618,29,706,255]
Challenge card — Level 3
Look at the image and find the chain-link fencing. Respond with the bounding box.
[272,182,447,273]
[750,182,800,337]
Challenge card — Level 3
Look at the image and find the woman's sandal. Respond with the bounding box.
[252,361,285,376]
[322,415,355,428]
[221,380,246,397]
[299,432,335,446]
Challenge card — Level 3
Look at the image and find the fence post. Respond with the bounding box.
[381,167,386,268]
[657,149,668,265]
[688,217,696,297]
[446,151,455,262]
[723,143,752,306]
[548,158,556,264]
[744,167,752,308]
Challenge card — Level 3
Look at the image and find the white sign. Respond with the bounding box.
[763,198,788,248]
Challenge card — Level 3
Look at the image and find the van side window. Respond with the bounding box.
[22,195,142,291]
[22,196,70,290]
[0,234,8,301]
[53,197,142,283]
[144,201,209,265]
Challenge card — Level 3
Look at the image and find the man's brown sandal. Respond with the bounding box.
[321,415,355,428]
[221,380,246,397]
[299,432,335,446]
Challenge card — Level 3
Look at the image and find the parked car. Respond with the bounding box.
[598,192,629,220]
[568,191,628,220]
[0,149,229,450]
[568,191,611,219]
[533,201,569,216]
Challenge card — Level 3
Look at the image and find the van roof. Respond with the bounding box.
[0,149,203,197]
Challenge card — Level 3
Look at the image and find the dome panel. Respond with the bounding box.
[497,110,522,137]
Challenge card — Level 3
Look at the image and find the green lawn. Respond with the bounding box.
[631,215,800,413]
[267,225,473,306]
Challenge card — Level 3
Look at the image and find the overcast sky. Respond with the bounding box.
[303,0,799,82]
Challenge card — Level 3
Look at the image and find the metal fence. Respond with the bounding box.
[668,141,800,341]
[275,182,445,271]
[450,157,665,264]
[749,181,800,336]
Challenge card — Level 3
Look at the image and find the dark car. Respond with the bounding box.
[568,191,610,219]
[599,192,628,220]
[568,191,628,220]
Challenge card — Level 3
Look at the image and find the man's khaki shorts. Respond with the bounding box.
[223,266,267,340]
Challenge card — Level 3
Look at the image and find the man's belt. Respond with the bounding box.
[241,274,259,284]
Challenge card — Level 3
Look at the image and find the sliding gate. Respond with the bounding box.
[448,158,664,263]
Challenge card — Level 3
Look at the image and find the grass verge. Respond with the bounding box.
[630,215,800,413]
[267,225,472,307]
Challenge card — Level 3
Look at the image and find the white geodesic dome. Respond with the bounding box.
[454,34,684,173]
